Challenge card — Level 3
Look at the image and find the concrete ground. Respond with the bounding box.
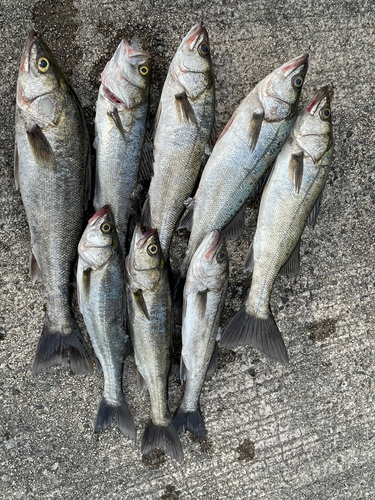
[1,0,374,498]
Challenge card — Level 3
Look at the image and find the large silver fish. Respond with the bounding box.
[176,54,309,286]
[143,21,215,260]
[221,86,334,363]
[125,224,183,461]
[174,230,228,438]
[77,206,136,438]
[94,39,151,255]
[14,30,92,373]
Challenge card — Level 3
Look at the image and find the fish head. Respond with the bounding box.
[259,53,309,121]
[170,21,213,99]
[78,206,119,270]
[100,39,151,109]
[191,230,229,289]
[17,30,66,126]
[126,223,164,291]
[293,85,333,163]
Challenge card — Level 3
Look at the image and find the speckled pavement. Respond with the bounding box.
[1,1,374,498]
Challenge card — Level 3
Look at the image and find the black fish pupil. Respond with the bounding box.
[201,45,207,53]
[324,109,329,116]
[39,59,47,68]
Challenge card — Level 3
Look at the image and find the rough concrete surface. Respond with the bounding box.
[1,0,374,498]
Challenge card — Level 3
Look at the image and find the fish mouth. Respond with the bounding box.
[89,205,110,224]
[204,230,222,261]
[20,29,38,73]
[306,85,333,114]
[281,53,309,78]
[185,20,206,50]
[135,226,158,249]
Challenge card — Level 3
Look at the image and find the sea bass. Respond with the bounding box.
[176,54,309,285]
[94,39,151,255]
[15,30,92,373]
[77,206,136,438]
[125,224,183,461]
[143,21,215,260]
[221,86,334,363]
[174,230,228,438]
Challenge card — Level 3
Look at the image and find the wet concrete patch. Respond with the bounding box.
[141,448,166,469]
[236,439,255,461]
[190,435,213,453]
[161,484,180,499]
[218,348,236,369]
[307,318,337,343]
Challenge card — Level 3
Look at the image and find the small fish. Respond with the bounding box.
[94,39,152,255]
[77,206,136,438]
[175,54,309,289]
[143,21,215,260]
[174,230,228,438]
[125,224,183,461]
[220,86,334,363]
[15,30,92,373]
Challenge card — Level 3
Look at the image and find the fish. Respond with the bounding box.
[174,230,229,438]
[93,39,152,255]
[220,86,334,363]
[14,30,92,373]
[77,206,136,438]
[125,224,183,461]
[175,54,309,289]
[143,20,215,260]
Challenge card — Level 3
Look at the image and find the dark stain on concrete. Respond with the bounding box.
[190,434,213,453]
[218,348,236,369]
[236,438,255,461]
[307,318,337,342]
[141,448,166,469]
[32,0,82,79]
[161,484,180,499]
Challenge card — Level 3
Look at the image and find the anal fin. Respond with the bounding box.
[306,191,324,228]
[279,239,300,277]
[178,198,195,231]
[222,203,246,240]
[205,341,218,378]
[30,252,42,284]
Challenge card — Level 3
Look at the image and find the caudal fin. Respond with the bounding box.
[174,410,206,438]
[32,318,93,374]
[142,419,183,462]
[95,397,136,439]
[220,307,289,364]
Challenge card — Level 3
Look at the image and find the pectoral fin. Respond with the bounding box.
[249,111,264,151]
[306,191,324,229]
[108,107,127,141]
[175,92,197,125]
[134,289,150,320]
[288,152,304,193]
[26,123,55,168]
[279,239,300,276]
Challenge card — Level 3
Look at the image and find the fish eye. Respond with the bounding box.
[320,107,331,120]
[216,251,226,263]
[37,57,50,73]
[147,244,159,256]
[139,65,149,76]
[198,42,210,57]
[292,75,304,88]
[100,222,112,233]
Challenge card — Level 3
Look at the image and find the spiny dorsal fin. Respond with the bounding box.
[134,289,150,319]
[175,92,198,125]
[141,196,151,229]
[216,112,236,144]
[288,151,304,193]
[222,203,246,241]
[108,107,127,142]
[178,198,195,231]
[306,191,324,229]
[279,239,300,277]
[205,341,218,379]
[26,123,55,168]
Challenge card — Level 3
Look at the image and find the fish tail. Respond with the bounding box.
[174,410,206,438]
[95,397,136,439]
[32,317,93,374]
[142,419,183,462]
[220,306,289,365]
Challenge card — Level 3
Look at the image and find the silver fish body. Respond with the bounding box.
[145,21,215,260]
[177,54,309,282]
[221,86,334,363]
[77,206,136,438]
[125,224,183,461]
[15,30,92,373]
[174,230,228,438]
[94,40,151,255]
